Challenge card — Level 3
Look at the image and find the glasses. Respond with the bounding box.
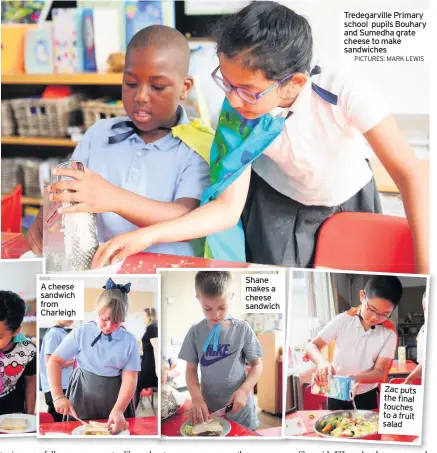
[364,298,393,319]
[211,66,293,105]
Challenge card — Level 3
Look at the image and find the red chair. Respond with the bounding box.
[303,384,327,410]
[39,412,55,424]
[1,184,22,233]
[314,212,415,274]
[137,387,157,415]
[389,377,422,385]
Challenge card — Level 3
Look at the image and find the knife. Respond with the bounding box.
[209,403,234,420]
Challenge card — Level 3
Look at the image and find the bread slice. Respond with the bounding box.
[0,418,28,431]
[83,420,112,436]
[192,419,223,436]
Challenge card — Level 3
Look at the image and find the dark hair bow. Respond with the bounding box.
[103,278,131,294]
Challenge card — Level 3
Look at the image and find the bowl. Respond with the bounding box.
[314,410,380,440]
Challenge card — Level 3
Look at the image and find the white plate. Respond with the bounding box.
[0,414,36,434]
[20,251,124,274]
[180,418,232,437]
[71,425,130,436]
[42,432,71,437]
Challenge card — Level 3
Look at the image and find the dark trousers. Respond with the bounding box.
[328,387,379,410]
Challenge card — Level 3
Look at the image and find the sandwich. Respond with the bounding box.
[191,419,223,437]
[0,418,28,431]
[83,420,112,436]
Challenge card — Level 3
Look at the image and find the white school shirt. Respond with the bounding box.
[253,67,390,206]
[318,312,397,395]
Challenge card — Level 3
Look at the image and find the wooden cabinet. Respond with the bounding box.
[257,331,284,415]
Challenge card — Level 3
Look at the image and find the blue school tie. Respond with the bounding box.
[107,105,185,146]
[107,121,173,144]
[90,331,113,347]
[202,316,232,353]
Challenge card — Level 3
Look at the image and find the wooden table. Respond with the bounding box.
[1,233,259,273]
[161,412,261,437]
[39,416,158,436]
[285,410,418,443]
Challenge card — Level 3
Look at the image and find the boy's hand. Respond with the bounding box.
[49,166,117,214]
[315,363,336,387]
[26,209,43,256]
[227,388,249,414]
[191,397,209,425]
[91,228,156,268]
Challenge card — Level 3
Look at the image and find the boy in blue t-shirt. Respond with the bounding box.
[27,25,210,258]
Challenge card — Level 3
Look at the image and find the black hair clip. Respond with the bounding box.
[103,278,131,294]
[309,64,322,77]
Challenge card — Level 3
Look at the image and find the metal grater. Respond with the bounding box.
[43,161,99,273]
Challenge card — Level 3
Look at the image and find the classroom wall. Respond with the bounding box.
[280,0,430,115]
[83,288,154,313]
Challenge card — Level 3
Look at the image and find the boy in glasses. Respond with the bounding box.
[305,275,402,410]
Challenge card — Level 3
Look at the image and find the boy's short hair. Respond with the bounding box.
[0,290,26,332]
[126,25,190,75]
[195,271,232,297]
[364,276,403,307]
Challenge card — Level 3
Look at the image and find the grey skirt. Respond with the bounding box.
[64,367,135,421]
[242,169,382,268]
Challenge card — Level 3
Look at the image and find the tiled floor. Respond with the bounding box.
[256,409,282,430]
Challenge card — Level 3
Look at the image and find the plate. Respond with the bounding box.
[71,425,130,436]
[0,414,36,434]
[180,418,231,437]
[42,432,71,437]
[20,250,124,274]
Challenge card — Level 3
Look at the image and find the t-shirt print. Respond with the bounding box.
[200,343,238,367]
[0,341,36,397]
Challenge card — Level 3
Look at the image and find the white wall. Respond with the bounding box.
[192,0,429,130]
[0,260,43,299]
[279,0,430,115]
